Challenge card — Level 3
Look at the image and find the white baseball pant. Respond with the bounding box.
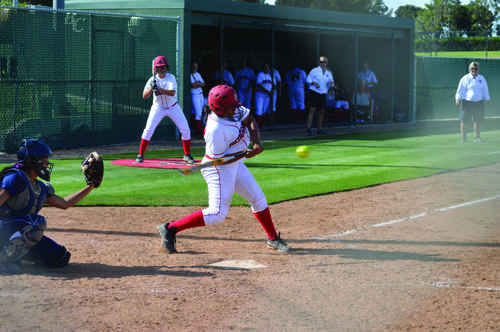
[201,161,268,225]
[141,104,191,141]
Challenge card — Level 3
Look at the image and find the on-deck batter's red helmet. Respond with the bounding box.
[152,56,169,74]
[208,85,242,118]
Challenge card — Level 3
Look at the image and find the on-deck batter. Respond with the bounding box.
[136,56,194,164]
[157,85,290,253]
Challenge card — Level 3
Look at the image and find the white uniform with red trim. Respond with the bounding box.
[141,73,191,141]
[201,106,268,225]
[190,72,205,121]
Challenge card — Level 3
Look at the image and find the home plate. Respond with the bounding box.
[209,260,267,269]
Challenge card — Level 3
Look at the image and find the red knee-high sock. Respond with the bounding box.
[299,109,305,122]
[182,139,191,155]
[139,139,149,156]
[253,207,278,240]
[195,120,202,132]
[169,210,205,233]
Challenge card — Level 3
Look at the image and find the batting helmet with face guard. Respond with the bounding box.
[208,85,242,118]
[152,56,169,74]
[17,139,54,181]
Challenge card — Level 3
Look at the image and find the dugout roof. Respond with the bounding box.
[67,0,415,123]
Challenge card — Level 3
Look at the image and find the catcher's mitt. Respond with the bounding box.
[81,152,104,188]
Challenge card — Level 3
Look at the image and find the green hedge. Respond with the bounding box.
[416,36,500,52]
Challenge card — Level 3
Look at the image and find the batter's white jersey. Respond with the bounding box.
[203,106,250,161]
[144,73,178,108]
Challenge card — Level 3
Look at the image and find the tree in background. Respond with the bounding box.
[447,4,472,36]
[395,4,424,19]
[467,0,495,36]
[276,0,391,15]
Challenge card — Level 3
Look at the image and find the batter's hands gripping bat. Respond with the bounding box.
[151,71,159,91]
[178,151,247,176]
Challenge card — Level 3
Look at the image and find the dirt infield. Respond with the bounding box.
[1,125,499,331]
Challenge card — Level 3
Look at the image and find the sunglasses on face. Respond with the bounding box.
[320,61,327,64]
[470,68,478,71]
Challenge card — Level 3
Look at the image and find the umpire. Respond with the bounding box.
[455,61,491,143]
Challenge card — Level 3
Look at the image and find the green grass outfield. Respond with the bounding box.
[416,50,500,58]
[49,120,500,207]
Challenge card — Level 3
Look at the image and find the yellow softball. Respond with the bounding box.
[296,145,310,159]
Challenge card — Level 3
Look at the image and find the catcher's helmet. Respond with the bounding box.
[152,55,169,74]
[17,139,54,181]
[208,85,242,118]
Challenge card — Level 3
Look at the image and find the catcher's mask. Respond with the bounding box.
[17,139,54,182]
[152,55,169,74]
[208,85,242,118]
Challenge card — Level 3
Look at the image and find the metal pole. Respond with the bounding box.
[270,23,275,126]
[219,17,224,85]
[53,0,65,10]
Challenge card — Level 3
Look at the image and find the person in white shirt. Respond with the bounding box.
[306,56,334,136]
[190,61,205,138]
[455,61,491,143]
[255,63,275,128]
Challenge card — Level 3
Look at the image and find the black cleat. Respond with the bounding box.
[157,223,178,253]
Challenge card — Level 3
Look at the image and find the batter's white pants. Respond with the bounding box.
[141,104,191,141]
[191,92,204,121]
[201,161,268,225]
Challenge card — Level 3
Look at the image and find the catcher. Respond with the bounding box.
[0,139,103,273]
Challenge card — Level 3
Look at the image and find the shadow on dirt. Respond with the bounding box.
[289,248,460,262]
[16,262,214,279]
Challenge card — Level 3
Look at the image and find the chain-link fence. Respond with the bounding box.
[0,7,179,153]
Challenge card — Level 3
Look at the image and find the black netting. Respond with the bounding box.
[0,7,178,152]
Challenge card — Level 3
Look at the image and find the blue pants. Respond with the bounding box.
[0,216,70,267]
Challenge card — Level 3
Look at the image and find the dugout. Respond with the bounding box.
[67,0,415,125]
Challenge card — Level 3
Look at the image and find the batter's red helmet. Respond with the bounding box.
[208,85,242,117]
[152,56,169,74]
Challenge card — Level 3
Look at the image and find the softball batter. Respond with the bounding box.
[136,56,194,164]
[157,85,290,253]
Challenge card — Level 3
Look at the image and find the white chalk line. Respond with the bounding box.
[312,193,500,240]
[372,282,500,292]
[487,151,500,155]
